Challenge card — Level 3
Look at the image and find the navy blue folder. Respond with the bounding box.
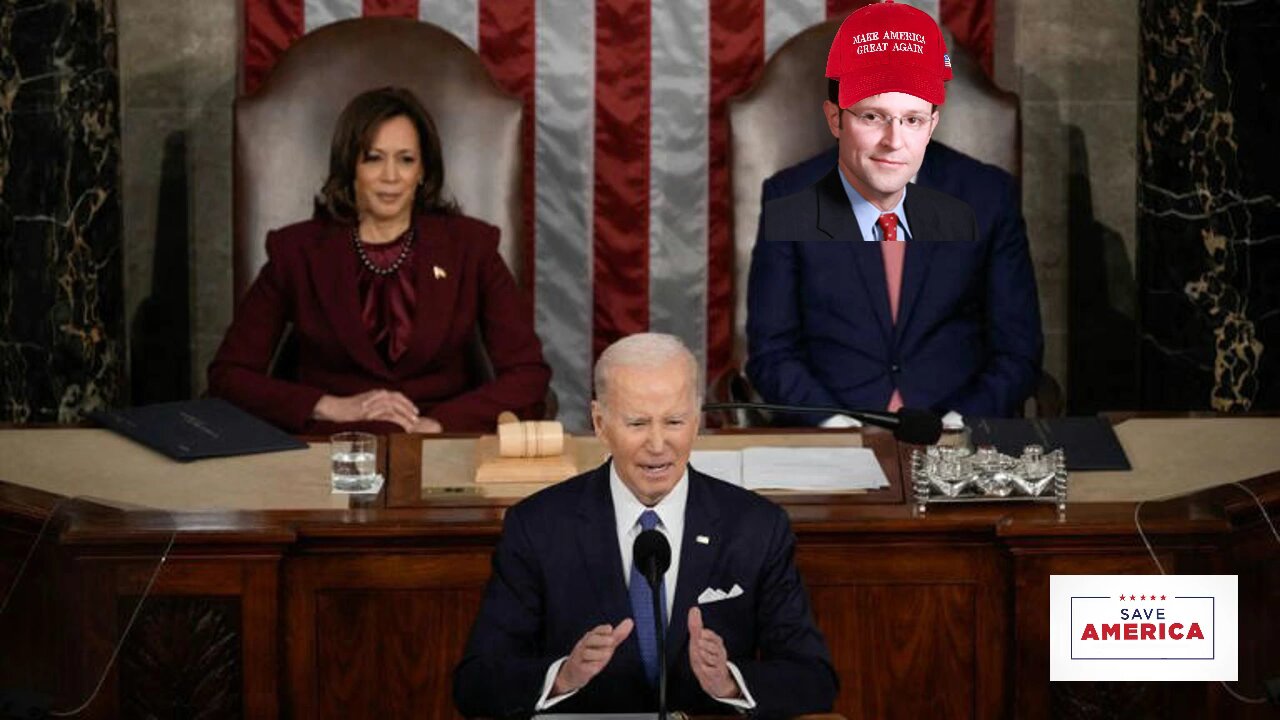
[966,416,1132,472]
[92,398,307,461]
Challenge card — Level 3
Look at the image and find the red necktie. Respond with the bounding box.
[878,213,905,412]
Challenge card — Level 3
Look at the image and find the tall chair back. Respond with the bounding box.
[234,18,524,297]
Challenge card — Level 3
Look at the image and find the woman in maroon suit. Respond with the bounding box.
[209,87,551,433]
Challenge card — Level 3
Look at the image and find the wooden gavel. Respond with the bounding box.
[496,412,565,458]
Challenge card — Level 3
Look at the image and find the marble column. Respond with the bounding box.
[1137,0,1279,410]
[0,0,124,422]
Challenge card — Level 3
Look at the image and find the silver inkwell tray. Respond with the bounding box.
[910,429,1067,515]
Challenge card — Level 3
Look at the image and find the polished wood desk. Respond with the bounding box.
[1,420,1278,719]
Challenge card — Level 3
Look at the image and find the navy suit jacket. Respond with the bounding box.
[761,142,1028,256]
[453,463,837,719]
[747,144,1043,420]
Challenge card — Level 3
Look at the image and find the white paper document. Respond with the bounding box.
[689,450,744,486]
[740,447,888,491]
[690,447,887,491]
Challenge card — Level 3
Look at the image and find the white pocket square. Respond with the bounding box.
[697,583,744,605]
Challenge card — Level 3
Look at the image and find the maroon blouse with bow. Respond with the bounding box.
[357,233,416,364]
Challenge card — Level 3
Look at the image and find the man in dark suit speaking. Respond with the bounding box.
[453,333,836,718]
[747,0,1043,423]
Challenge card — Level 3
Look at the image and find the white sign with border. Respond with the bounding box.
[1050,575,1237,681]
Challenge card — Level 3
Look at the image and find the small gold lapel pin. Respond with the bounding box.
[696,535,710,545]
[433,265,447,280]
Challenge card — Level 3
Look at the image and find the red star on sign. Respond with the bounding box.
[1129,595,1136,601]
[1161,595,1167,601]
[1140,595,1146,600]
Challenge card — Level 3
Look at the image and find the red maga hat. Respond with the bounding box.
[825,0,953,107]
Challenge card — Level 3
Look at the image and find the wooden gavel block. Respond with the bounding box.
[496,412,566,458]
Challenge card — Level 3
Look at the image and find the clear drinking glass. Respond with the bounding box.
[330,432,377,492]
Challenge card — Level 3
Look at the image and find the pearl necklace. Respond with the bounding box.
[353,224,415,276]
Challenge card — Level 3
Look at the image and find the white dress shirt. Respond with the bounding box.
[609,463,686,615]
[535,466,755,711]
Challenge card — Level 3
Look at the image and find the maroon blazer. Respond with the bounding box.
[208,213,551,433]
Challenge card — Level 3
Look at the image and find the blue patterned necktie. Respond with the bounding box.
[628,509,666,686]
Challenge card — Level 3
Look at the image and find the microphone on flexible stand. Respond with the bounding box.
[632,529,671,720]
[702,401,944,445]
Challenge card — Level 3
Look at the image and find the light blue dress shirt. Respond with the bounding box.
[837,170,913,242]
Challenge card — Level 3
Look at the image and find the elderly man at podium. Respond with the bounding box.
[453,333,836,718]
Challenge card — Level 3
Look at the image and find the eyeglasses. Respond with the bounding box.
[842,108,934,133]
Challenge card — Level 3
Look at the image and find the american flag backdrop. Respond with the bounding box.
[242,0,994,430]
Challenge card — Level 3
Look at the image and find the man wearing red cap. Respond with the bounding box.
[746,0,1043,422]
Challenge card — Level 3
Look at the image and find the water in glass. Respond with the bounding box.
[330,432,377,492]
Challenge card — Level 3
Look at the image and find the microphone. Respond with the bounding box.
[632,529,671,720]
[702,401,944,445]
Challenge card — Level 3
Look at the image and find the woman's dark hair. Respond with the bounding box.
[316,86,458,221]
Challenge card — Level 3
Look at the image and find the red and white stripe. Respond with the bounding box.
[241,0,992,430]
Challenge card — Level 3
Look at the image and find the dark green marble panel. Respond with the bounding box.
[0,0,123,422]
[1137,0,1279,410]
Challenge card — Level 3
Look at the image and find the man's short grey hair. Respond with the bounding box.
[594,333,703,408]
